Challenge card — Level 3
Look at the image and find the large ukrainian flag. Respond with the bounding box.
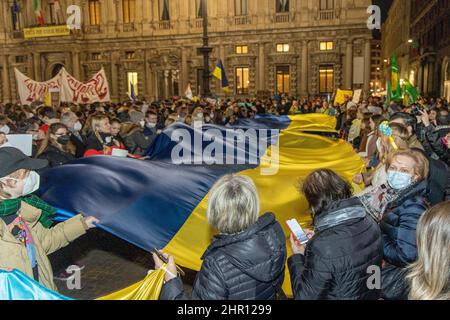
[39,114,364,297]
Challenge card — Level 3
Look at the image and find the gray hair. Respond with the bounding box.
[60,112,77,126]
[206,174,260,234]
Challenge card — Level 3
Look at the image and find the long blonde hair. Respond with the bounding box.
[406,201,450,300]
[90,114,110,145]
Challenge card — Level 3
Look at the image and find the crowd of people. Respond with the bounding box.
[0,93,449,300]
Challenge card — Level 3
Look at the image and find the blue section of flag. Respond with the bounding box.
[12,0,20,29]
[212,60,229,88]
[130,82,136,102]
[0,269,71,300]
[38,118,288,253]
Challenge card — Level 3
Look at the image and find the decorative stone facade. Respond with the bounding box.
[0,0,373,103]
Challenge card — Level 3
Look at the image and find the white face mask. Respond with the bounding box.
[0,125,10,135]
[73,121,83,132]
[23,171,41,196]
[146,123,157,129]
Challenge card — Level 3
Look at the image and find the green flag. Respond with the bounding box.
[391,53,402,101]
[403,80,419,105]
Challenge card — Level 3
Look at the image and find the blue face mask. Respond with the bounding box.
[387,170,413,190]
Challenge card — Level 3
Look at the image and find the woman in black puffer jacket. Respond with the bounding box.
[288,169,383,300]
[154,174,287,300]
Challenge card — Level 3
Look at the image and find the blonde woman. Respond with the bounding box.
[355,122,410,195]
[84,115,121,157]
[407,201,450,300]
[153,174,287,300]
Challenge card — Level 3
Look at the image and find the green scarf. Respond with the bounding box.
[0,195,56,228]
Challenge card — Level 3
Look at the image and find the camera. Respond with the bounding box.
[411,104,426,117]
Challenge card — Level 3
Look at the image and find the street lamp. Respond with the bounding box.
[197,0,213,98]
[408,39,413,43]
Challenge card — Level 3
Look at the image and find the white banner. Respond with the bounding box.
[14,68,61,105]
[15,67,111,105]
[352,89,362,104]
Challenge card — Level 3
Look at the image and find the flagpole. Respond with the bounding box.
[197,0,212,98]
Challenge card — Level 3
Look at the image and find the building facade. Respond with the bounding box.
[381,0,450,100]
[0,0,373,103]
[370,38,382,96]
[380,0,411,90]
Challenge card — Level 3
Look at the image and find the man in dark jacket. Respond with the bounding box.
[159,213,286,300]
[288,197,383,300]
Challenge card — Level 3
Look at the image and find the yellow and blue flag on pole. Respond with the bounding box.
[212,59,230,91]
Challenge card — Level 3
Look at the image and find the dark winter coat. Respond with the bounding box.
[380,181,429,268]
[160,213,287,300]
[288,197,383,300]
[38,145,75,167]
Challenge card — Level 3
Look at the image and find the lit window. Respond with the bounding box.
[236,67,249,95]
[320,41,334,51]
[128,72,138,97]
[92,53,101,60]
[276,66,290,94]
[89,0,101,26]
[236,45,249,54]
[123,0,135,24]
[319,65,334,93]
[276,44,290,53]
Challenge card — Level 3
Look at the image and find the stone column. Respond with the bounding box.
[300,40,308,96]
[345,39,353,90]
[33,53,41,81]
[163,70,170,99]
[154,71,160,100]
[181,48,189,94]
[111,52,119,102]
[145,51,153,99]
[258,43,266,91]
[72,51,80,79]
[364,39,371,93]
[1,55,11,103]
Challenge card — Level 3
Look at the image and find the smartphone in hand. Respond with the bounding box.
[286,219,309,245]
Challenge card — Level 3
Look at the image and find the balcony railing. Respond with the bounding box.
[86,25,101,33]
[12,30,24,39]
[274,12,290,23]
[318,10,335,20]
[235,15,251,25]
[123,23,135,32]
[158,20,172,30]
[195,19,204,28]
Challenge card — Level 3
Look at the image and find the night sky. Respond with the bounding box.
[373,0,393,39]
[374,0,393,24]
